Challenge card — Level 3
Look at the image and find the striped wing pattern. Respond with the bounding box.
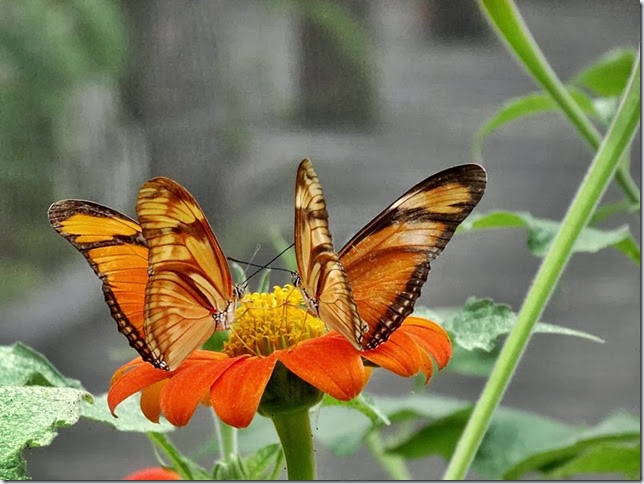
[47,200,156,365]
[136,177,234,370]
[294,159,367,350]
[338,164,487,349]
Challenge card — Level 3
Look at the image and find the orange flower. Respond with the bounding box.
[108,285,451,428]
[123,467,181,480]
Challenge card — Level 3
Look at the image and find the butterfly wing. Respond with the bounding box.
[47,200,157,365]
[338,164,487,349]
[294,159,367,350]
[136,177,234,370]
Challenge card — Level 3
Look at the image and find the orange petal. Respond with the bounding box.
[140,379,167,423]
[402,317,452,369]
[211,354,278,428]
[110,357,148,385]
[279,333,366,401]
[160,356,238,427]
[362,330,421,377]
[108,364,169,416]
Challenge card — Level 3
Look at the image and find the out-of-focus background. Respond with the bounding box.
[1,0,639,479]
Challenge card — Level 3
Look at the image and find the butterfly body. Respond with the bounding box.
[294,159,487,350]
[49,176,239,371]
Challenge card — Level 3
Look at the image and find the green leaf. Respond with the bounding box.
[243,443,284,480]
[0,343,82,388]
[545,442,640,479]
[385,395,574,479]
[472,87,595,161]
[383,394,640,480]
[321,393,390,426]
[447,345,499,377]
[81,393,174,433]
[459,210,640,264]
[504,411,640,479]
[212,455,248,480]
[0,386,91,480]
[417,298,603,354]
[591,199,640,224]
[148,432,210,480]
[573,48,637,97]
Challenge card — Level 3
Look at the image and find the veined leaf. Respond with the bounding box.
[459,210,640,265]
[0,343,82,389]
[0,386,91,480]
[504,411,640,479]
[473,87,595,161]
[243,443,284,480]
[572,48,637,97]
[544,442,639,479]
[81,393,174,433]
[416,298,603,354]
[381,394,639,479]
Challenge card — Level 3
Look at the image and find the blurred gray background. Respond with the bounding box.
[0,0,639,480]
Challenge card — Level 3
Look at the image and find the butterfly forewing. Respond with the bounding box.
[294,159,367,349]
[47,200,157,365]
[137,177,234,370]
[338,164,487,349]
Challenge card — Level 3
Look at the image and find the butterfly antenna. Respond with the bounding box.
[237,243,296,286]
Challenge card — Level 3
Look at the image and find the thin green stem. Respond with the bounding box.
[444,54,640,480]
[365,430,412,480]
[214,413,238,462]
[479,0,640,206]
[271,409,316,480]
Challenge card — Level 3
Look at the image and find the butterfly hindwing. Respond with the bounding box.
[47,200,157,365]
[338,164,487,349]
[294,159,367,350]
[136,177,234,370]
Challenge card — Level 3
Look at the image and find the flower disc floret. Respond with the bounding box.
[224,285,326,357]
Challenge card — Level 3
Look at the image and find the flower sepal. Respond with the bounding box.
[258,361,323,418]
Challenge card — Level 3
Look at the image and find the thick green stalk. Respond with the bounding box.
[443,55,640,480]
[479,0,640,205]
[271,409,316,480]
[365,430,412,480]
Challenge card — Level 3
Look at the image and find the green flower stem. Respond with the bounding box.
[271,409,316,480]
[479,0,640,206]
[365,430,412,480]
[214,414,238,462]
[444,54,640,480]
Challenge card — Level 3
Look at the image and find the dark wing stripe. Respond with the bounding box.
[339,164,487,349]
[48,200,161,367]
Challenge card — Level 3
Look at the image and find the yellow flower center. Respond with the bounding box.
[224,284,327,357]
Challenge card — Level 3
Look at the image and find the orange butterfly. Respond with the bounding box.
[293,158,487,350]
[48,177,240,371]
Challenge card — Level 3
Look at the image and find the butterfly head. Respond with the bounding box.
[233,283,246,300]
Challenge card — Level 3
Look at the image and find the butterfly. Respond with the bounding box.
[293,158,487,350]
[48,176,240,371]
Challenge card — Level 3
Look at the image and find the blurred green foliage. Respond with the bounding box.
[0,0,127,301]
